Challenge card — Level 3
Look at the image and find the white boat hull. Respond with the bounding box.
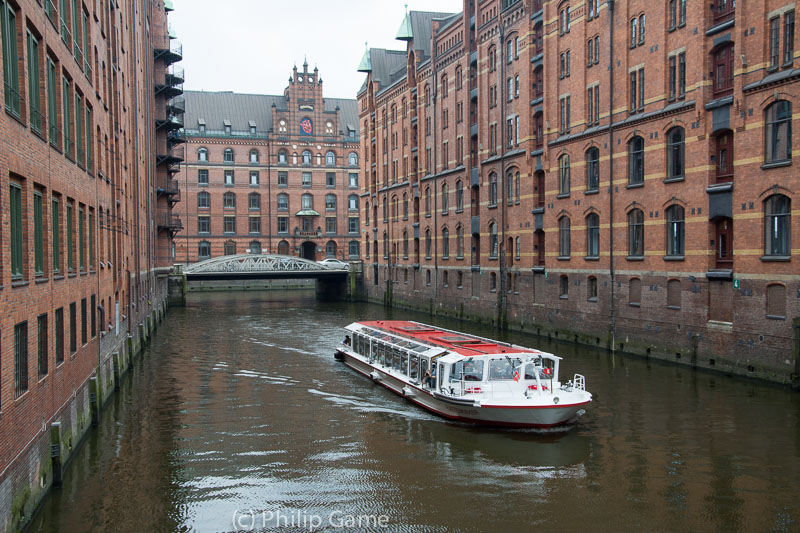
[336,348,590,428]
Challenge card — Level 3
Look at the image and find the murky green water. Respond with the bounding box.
[30,291,800,532]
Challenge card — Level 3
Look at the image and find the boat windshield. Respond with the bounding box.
[488,358,523,380]
[449,359,485,382]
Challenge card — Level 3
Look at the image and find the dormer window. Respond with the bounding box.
[249,120,256,136]
[224,119,231,135]
[198,118,206,134]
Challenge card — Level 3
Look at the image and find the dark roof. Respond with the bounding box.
[183,90,359,136]
[410,11,459,61]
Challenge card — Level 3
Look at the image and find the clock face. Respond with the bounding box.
[300,118,313,135]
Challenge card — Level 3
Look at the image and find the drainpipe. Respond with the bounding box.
[432,31,439,300]
[498,24,507,328]
[267,135,272,253]
[607,0,617,351]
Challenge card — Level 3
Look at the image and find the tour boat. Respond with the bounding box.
[335,320,591,428]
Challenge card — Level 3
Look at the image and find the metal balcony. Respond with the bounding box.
[157,179,181,206]
[156,144,185,175]
[167,95,185,115]
[167,128,186,146]
[156,113,184,131]
[158,213,183,235]
[154,40,182,65]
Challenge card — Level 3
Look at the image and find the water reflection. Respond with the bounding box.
[30,291,800,532]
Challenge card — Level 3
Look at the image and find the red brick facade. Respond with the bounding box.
[358,1,799,383]
[174,63,362,264]
[0,0,178,528]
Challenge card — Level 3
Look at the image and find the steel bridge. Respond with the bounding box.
[182,254,349,281]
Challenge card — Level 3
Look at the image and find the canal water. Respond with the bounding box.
[31,292,800,532]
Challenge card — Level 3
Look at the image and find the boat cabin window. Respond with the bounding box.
[463,359,484,381]
[524,359,550,379]
[489,358,522,380]
[449,361,463,382]
[400,350,409,375]
[409,357,419,379]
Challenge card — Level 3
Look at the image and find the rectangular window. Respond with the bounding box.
[66,202,74,271]
[249,216,261,234]
[198,169,208,185]
[63,76,72,156]
[88,209,93,268]
[669,56,676,101]
[348,217,358,234]
[224,170,234,185]
[785,11,795,65]
[15,321,28,397]
[587,87,594,126]
[278,171,288,186]
[770,17,781,68]
[678,53,686,98]
[90,294,96,338]
[86,106,93,171]
[52,198,60,273]
[55,307,64,364]
[302,172,312,187]
[34,191,44,276]
[81,297,87,345]
[28,31,42,133]
[630,71,637,112]
[10,181,24,280]
[224,216,235,233]
[326,172,336,187]
[349,173,358,188]
[639,69,645,111]
[326,217,336,234]
[197,216,210,233]
[47,57,58,145]
[2,1,20,115]
[277,216,288,233]
[249,171,259,185]
[69,301,77,354]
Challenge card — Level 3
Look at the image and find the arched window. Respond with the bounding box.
[489,173,498,206]
[628,136,644,185]
[223,191,236,208]
[455,67,462,90]
[515,172,520,204]
[277,193,289,211]
[559,154,570,195]
[425,228,432,258]
[587,213,600,258]
[425,187,431,215]
[765,194,791,256]
[442,183,449,213]
[455,180,463,211]
[559,275,569,298]
[326,151,335,166]
[587,276,598,300]
[506,170,514,204]
[198,240,211,260]
[348,194,358,211]
[326,240,337,258]
[586,147,599,191]
[302,150,312,164]
[767,283,787,318]
[765,100,792,164]
[197,148,208,162]
[629,278,642,306]
[292,152,298,165]
[667,127,684,180]
[278,150,287,164]
[248,192,260,210]
[348,152,359,166]
[383,197,388,221]
[489,222,498,258]
[325,194,337,211]
[457,225,464,258]
[301,193,313,210]
[224,148,234,163]
[515,236,521,260]
[712,42,734,96]
[278,240,289,255]
[667,279,681,309]
[628,209,644,256]
[402,192,408,218]
[316,153,322,166]
[403,231,409,258]
[714,130,734,182]
[666,205,685,256]
[249,240,261,254]
[197,191,210,208]
[441,74,448,98]
[558,216,571,257]
[442,227,450,258]
[249,149,259,163]
[224,240,236,255]
[365,201,370,225]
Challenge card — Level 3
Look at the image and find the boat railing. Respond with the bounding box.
[573,374,586,391]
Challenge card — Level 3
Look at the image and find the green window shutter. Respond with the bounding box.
[66,204,73,271]
[27,32,42,133]
[88,210,93,267]
[86,107,93,172]
[34,192,43,276]
[79,208,85,270]
[47,59,58,145]
[52,199,60,273]
[63,77,72,156]
[10,182,23,279]
[75,93,83,165]
[2,2,20,115]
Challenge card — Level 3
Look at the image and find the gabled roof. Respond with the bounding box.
[183,91,359,136]
[408,10,459,61]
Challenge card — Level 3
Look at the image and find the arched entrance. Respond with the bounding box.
[300,241,316,260]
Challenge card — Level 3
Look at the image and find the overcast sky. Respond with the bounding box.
[169,0,463,99]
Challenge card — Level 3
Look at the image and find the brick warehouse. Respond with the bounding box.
[357,0,799,384]
[0,0,181,529]
[174,61,362,264]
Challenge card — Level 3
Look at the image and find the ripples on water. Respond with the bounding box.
[31,291,800,532]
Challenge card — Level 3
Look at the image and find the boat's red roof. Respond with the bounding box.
[357,320,540,357]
